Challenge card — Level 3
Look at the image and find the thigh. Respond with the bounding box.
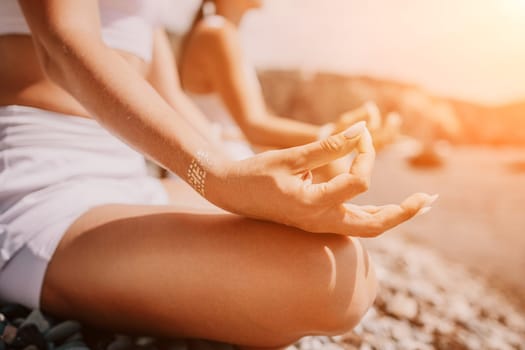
[41,204,369,347]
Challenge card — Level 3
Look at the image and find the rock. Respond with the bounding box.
[320,343,344,350]
[299,337,323,350]
[412,328,433,345]
[107,335,133,350]
[397,338,433,350]
[291,236,525,350]
[390,320,412,341]
[502,312,525,332]
[486,334,515,350]
[418,312,455,335]
[446,296,477,324]
[406,279,444,307]
[339,332,362,347]
[329,335,343,343]
[432,332,470,350]
[386,293,419,320]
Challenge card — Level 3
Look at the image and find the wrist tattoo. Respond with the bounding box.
[187,151,211,197]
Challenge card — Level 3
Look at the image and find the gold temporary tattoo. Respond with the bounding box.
[187,151,210,196]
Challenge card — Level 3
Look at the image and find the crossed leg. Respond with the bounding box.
[41,202,376,348]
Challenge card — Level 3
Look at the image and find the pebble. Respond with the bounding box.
[5,235,518,350]
[386,293,419,320]
[292,237,525,350]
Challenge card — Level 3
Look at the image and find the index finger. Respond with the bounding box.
[301,127,376,205]
[350,127,375,183]
[286,122,366,173]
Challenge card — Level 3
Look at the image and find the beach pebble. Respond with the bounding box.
[291,236,525,350]
[386,294,419,320]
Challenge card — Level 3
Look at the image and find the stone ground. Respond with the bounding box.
[42,235,522,350]
[90,144,525,349]
[288,142,525,350]
[354,142,525,312]
[292,237,525,350]
[2,144,524,350]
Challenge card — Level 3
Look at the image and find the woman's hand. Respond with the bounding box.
[332,102,382,135]
[209,122,437,237]
[331,103,403,152]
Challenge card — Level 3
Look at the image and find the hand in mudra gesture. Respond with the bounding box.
[210,122,436,237]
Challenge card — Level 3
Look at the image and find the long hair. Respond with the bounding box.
[178,1,214,61]
[188,1,207,33]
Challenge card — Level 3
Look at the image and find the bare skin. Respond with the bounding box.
[179,0,400,156]
[43,203,376,347]
[0,0,435,348]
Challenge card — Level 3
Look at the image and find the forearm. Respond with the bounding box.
[27,28,230,199]
[242,114,321,148]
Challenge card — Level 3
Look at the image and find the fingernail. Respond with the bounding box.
[424,194,439,207]
[344,121,366,139]
[416,207,432,217]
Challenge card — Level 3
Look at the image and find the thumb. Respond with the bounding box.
[288,121,367,173]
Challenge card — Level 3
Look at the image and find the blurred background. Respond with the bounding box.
[164,0,525,348]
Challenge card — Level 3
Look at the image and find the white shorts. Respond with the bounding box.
[0,105,169,308]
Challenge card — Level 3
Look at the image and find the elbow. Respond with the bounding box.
[29,25,66,77]
[36,42,65,84]
[32,27,97,88]
[30,42,74,94]
[27,30,60,81]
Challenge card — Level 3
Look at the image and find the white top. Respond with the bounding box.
[184,14,264,160]
[0,0,163,62]
[191,15,263,122]
[188,92,235,128]
[188,92,254,160]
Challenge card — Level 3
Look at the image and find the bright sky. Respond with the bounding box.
[165,0,525,105]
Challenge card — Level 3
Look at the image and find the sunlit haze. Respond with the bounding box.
[165,0,525,105]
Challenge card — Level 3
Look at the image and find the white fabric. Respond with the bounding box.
[188,92,235,128]
[0,105,169,308]
[201,15,263,94]
[188,93,254,161]
[0,245,48,310]
[202,14,226,29]
[186,14,262,161]
[0,0,163,61]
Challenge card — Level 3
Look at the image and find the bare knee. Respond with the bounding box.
[221,227,378,347]
[310,236,377,334]
[277,235,377,338]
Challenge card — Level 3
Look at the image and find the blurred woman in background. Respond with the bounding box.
[178,0,401,180]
